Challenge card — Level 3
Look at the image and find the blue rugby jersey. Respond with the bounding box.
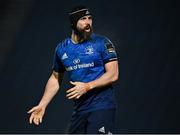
[52,33,118,113]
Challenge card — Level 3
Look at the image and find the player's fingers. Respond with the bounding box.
[68,93,78,99]
[33,117,38,125]
[66,87,76,93]
[39,117,42,123]
[27,107,36,113]
[66,90,77,97]
[29,114,34,124]
[36,118,39,125]
[76,95,81,99]
[34,118,37,125]
[70,81,76,85]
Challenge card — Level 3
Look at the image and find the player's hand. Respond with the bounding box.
[27,105,45,126]
[66,81,90,99]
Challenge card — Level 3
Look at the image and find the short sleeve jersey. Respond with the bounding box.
[52,33,118,113]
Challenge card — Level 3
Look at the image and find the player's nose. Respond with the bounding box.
[85,17,91,23]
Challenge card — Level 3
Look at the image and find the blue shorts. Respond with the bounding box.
[66,109,116,134]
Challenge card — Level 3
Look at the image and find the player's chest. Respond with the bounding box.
[60,44,102,67]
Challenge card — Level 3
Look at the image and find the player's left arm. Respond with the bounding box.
[89,60,119,89]
[66,60,119,99]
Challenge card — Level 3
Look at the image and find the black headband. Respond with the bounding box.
[69,8,92,29]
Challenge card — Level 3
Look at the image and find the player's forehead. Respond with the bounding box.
[79,15,92,20]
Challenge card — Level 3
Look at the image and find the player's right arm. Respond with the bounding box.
[27,71,64,125]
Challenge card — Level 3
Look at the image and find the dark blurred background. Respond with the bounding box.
[0,0,180,133]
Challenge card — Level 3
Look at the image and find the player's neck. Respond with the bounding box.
[71,32,84,44]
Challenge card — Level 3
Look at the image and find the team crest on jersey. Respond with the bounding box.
[85,45,94,55]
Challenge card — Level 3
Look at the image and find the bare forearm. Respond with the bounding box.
[66,61,119,99]
[88,71,118,90]
[88,61,119,90]
[38,72,62,108]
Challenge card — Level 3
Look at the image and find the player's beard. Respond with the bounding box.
[75,24,93,41]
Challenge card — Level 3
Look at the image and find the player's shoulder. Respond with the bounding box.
[92,33,111,43]
[55,37,70,50]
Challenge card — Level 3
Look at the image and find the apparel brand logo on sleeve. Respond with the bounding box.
[61,53,68,60]
[98,126,105,133]
[85,10,90,15]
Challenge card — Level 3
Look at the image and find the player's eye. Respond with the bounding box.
[80,17,86,20]
[88,16,92,20]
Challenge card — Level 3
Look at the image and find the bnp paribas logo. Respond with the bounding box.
[73,58,80,64]
[85,45,94,55]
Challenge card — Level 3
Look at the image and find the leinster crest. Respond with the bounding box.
[85,45,94,55]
